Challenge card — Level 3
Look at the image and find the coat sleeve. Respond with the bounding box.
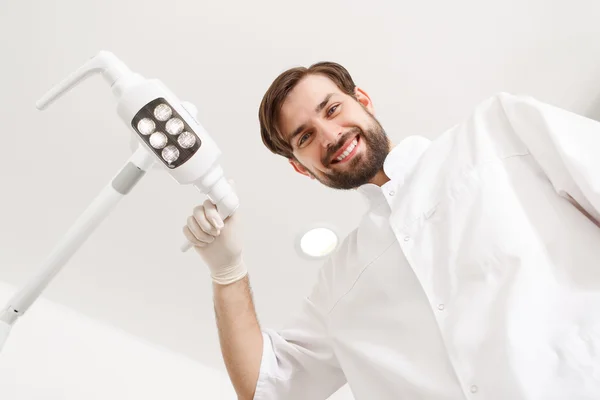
[497,92,600,224]
[253,279,347,400]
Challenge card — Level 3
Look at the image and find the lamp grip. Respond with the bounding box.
[180,188,239,253]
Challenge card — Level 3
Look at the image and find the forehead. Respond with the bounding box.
[279,74,343,134]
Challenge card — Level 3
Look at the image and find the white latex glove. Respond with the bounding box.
[183,186,246,285]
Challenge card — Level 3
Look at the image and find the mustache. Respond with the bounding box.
[324,128,362,166]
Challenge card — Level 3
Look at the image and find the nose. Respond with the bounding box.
[315,119,342,148]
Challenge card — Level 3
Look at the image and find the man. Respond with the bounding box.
[182,62,600,400]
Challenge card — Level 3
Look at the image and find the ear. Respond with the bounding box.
[354,86,375,114]
[289,158,315,179]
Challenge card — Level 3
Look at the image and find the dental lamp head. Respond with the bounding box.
[36,51,239,249]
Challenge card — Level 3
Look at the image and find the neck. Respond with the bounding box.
[369,170,390,187]
[369,140,394,186]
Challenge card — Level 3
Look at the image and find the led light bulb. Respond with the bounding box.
[162,145,179,163]
[137,118,155,135]
[166,118,184,135]
[154,104,172,121]
[177,131,196,149]
[149,132,167,149]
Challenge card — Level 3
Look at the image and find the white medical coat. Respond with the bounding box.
[254,93,600,400]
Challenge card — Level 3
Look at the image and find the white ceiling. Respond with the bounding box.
[1,0,600,389]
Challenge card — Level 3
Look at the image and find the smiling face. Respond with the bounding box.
[278,74,391,190]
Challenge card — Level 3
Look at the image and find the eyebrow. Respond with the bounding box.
[288,93,335,145]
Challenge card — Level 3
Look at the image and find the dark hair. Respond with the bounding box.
[259,62,356,159]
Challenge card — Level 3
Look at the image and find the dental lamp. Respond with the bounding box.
[0,51,239,352]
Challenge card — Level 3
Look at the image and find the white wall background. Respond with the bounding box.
[0,281,237,399]
[0,281,353,399]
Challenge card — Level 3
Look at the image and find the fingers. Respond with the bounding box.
[186,216,215,244]
[183,225,207,247]
[202,199,224,230]
[192,201,221,236]
[183,199,226,248]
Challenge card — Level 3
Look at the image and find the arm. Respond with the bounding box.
[213,273,347,400]
[213,276,347,400]
[253,289,348,400]
[184,198,346,400]
[498,92,600,223]
[213,276,262,400]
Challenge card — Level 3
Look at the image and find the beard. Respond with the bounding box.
[298,115,390,190]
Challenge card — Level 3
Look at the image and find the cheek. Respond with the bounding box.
[296,151,326,174]
[304,152,324,170]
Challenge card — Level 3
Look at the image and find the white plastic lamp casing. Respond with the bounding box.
[115,78,220,184]
[295,224,340,260]
[0,50,236,355]
[35,51,239,252]
[115,76,239,229]
[0,321,11,352]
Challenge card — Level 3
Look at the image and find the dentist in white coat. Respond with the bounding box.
[184,61,600,400]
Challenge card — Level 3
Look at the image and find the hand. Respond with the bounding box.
[183,191,246,285]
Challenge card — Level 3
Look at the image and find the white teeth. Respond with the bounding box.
[336,138,358,161]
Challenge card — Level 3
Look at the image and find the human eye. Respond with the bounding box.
[327,104,340,117]
[298,131,312,146]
